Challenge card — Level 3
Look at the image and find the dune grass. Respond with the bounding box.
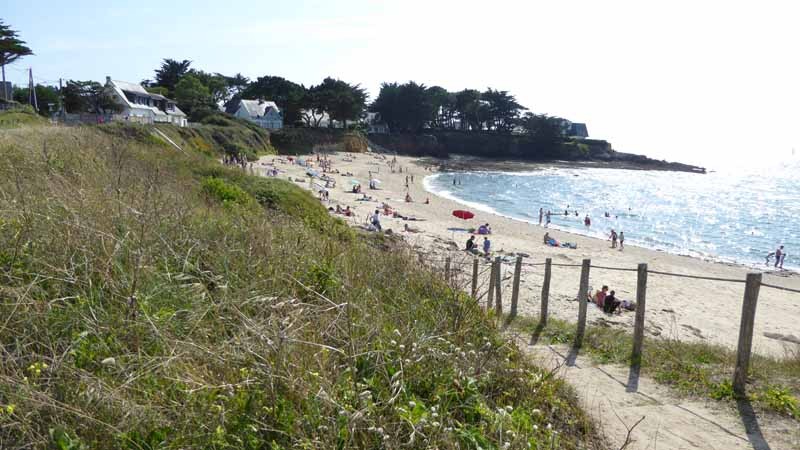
[512,315,800,421]
[0,125,602,449]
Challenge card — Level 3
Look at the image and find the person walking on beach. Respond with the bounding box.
[539,207,544,225]
[610,229,618,248]
[774,245,784,268]
[371,209,382,231]
[619,231,624,250]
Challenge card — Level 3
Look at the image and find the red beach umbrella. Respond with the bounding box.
[452,210,475,220]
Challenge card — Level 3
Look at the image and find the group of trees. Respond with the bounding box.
[370,81,565,145]
[140,59,368,125]
[228,75,367,128]
[1,16,567,146]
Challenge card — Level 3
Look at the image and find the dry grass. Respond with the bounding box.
[0,125,603,449]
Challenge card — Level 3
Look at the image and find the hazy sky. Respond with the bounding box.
[4,0,799,167]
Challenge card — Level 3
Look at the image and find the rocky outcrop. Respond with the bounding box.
[368,131,706,173]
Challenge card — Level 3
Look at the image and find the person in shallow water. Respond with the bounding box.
[619,231,624,250]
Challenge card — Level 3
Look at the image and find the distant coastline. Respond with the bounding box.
[368,131,706,174]
[416,154,706,174]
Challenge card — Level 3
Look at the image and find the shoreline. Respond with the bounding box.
[421,172,798,278]
[259,152,800,357]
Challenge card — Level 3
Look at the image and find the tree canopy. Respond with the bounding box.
[0,20,33,101]
[154,59,192,95]
[62,80,121,114]
[174,74,215,118]
[12,84,59,115]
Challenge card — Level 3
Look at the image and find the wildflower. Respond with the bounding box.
[432,421,440,427]
[399,344,405,350]
[394,329,402,337]
[502,442,511,450]
[390,340,397,346]
[5,404,15,415]
[408,401,416,408]
[505,405,513,412]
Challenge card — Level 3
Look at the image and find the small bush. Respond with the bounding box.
[201,176,254,207]
[760,386,800,419]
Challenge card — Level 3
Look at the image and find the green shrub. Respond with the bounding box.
[201,176,254,207]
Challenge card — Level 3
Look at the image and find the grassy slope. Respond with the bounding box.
[154,114,275,160]
[512,315,800,421]
[0,124,601,449]
[0,108,48,128]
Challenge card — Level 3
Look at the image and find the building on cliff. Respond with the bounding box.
[230,99,283,130]
[104,77,187,127]
[560,119,589,138]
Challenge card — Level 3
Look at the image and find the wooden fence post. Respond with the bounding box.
[510,256,522,317]
[541,258,552,325]
[574,259,591,348]
[444,257,451,284]
[487,259,496,310]
[471,258,479,298]
[494,256,503,317]
[733,273,762,395]
[631,263,648,365]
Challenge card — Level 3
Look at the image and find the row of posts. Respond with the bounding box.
[442,255,763,395]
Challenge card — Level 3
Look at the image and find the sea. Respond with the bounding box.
[424,160,799,272]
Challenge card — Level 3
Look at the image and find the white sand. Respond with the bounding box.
[258,152,800,357]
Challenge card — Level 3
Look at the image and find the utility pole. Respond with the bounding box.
[28,67,38,112]
[59,78,66,118]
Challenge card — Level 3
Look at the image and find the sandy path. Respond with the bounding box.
[513,338,800,450]
[256,152,800,357]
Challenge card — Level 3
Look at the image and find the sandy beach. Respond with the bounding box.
[257,152,800,357]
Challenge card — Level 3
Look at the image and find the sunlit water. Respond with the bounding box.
[424,161,799,272]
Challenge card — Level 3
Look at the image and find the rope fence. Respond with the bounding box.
[438,253,799,396]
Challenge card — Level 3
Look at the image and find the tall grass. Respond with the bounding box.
[0,125,602,449]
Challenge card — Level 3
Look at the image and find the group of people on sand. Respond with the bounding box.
[589,285,634,314]
[465,235,492,257]
[609,229,624,250]
[766,245,788,269]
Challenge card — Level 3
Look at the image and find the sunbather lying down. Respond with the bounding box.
[544,235,577,249]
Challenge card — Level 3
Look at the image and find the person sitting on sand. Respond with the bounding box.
[424,197,430,204]
[344,206,353,217]
[335,205,342,214]
[543,232,550,245]
[405,192,413,202]
[603,290,621,314]
[477,223,492,235]
[593,285,609,308]
[466,235,476,252]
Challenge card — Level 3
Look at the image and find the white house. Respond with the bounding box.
[231,99,283,130]
[104,77,187,127]
[364,112,389,134]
